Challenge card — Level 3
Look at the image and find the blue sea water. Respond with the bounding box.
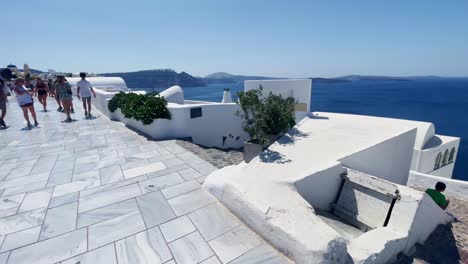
[141,79,468,181]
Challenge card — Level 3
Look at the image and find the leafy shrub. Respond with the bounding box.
[108,92,172,125]
[236,86,296,143]
[263,93,296,135]
[236,89,266,144]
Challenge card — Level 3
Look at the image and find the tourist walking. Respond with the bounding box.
[0,78,7,128]
[55,75,73,122]
[34,78,50,111]
[13,78,38,128]
[47,78,55,97]
[52,79,63,112]
[77,72,96,118]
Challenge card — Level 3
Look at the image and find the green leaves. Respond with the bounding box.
[263,93,296,135]
[108,92,172,125]
[236,87,296,143]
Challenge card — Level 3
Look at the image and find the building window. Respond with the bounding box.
[441,149,449,166]
[190,107,202,119]
[434,152,442,170]
[448,147,456,163]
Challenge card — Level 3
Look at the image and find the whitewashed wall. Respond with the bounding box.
[339,129,417,185]
[408,170,468,201]
[67,77,128,91]
[245,79,312,112]
[295,163,345,211]
[92,89,247,149]
[414,137,460,178]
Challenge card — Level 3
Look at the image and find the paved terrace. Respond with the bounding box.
[0,99,290,264]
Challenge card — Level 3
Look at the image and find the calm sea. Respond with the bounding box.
[137,79,468,181]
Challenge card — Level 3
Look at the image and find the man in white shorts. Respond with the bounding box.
[77,72,96,118]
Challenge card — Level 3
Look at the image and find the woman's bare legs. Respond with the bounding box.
[62,100,71,120]
[39,94,47,111]
[55,94,62,110]
[28,105,38,125]
[21,107,31,126]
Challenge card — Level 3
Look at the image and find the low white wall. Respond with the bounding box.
[408,170,468,201]
[66,77,128,91]
[92,90,248,149]
[245,79,312,112]
[186,103,248,148]
[295,164,345,211]
[340,129,417,185]
[404,193,452,252]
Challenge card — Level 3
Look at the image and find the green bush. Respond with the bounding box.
[108,92,172,125]
[236,89,267,144]
[263,93,296,135]
[236,86,296,143]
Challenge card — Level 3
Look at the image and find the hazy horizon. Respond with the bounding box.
[2,0,468,78]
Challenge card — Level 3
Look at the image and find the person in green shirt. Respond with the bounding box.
[425,182,450,210]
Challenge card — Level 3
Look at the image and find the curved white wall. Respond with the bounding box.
[66,77,128,91]
[160,85,184,104]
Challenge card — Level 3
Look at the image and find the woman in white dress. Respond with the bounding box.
[13,78,38,128]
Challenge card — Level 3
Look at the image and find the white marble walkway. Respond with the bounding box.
[0,97,289,264]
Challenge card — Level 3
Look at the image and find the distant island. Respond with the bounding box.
[1,65,451,89]
[101,69,205,88]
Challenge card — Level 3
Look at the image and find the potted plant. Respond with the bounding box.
[236,89,267,162]
[262,92,296,146]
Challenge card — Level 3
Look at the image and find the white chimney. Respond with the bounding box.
[221,89,232,103]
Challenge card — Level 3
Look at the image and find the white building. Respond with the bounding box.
[90,78,465,263]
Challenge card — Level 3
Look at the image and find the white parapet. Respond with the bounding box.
[92,88,248,149]
[160,85,185,104]
[66,77,128,91]
[245,79,312,113]
[408,170,468,201]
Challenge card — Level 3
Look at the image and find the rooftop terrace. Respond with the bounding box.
[0,99,289,264]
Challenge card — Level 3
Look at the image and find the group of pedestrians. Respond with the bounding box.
[0,72,96,129]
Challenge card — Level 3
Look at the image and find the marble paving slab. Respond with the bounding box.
[52,177,101,197]
[49,192,79,208]
[138,173,185,194]
[0,226,41,253]
[7,228,87,264]
[229,244,288,264]
[168,231,214,264]
[78,183,142,213]
[209,226,262,263]
[115,227,172,264]
[0,208,46,236]
[61,244,117,264]
[167,189,216,216]
[18,189,53,213]
[88,210,146,250]
[0,193,24,211]
[161,180,201,199]
[123,162,167,179]
[77,198,138,228]
[40,202,78,240]
[136,191,176,227]
[189,203,241,241]
[159,215,197,242]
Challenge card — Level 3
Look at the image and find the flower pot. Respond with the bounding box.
[244,141,263,163]
[264,133,282,148]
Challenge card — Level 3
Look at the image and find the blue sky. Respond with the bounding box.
[2,0,468,77]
